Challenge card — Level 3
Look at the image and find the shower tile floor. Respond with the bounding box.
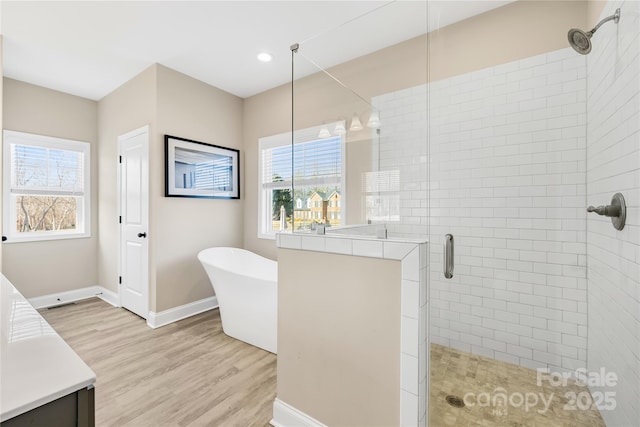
[429,344,606,426]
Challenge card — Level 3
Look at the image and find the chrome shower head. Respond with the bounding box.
[568,8,620,55]
[568,28,593,55]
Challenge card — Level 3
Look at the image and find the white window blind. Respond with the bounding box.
[261,136,342,190]
[9,144,85,196]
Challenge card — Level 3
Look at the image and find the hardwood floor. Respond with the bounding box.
[40,298,276,427]
[41,298,608,427]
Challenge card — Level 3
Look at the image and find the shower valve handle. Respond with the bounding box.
[587,204,620,217]
[586,193,626,231]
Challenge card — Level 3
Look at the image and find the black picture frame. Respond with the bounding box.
[164,135,240,199]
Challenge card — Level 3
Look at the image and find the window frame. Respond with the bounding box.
[3,130,91,243]
[257,123,346,240]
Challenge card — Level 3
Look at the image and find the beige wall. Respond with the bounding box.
[2,78,98,297]
[277,248,401,426]
[428,1,587,82]
[5,61,244,311]
[98,64,244,313]
[97,65,157,302]
[154,65,244,312]
[0,36,3,274]
[345,139,371,225]
[242,86,289,260]
[243,0,588,261]
[588,0,607,27]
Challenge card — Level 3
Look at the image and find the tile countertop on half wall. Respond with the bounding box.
[0,274,96,422]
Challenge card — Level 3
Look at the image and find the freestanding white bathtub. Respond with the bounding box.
[197,247,277,354]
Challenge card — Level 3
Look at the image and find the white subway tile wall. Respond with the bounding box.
[372,84,429,239]
[586,1,640,425]
[374,47,591,373]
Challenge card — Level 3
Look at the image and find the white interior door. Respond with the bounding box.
[119,126,149,319]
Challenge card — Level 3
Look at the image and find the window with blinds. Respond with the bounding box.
[258,122,345,238]
[3,130,91,242]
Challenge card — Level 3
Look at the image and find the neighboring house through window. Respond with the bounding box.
[3,130,91,242]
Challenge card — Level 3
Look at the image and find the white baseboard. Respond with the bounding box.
[28,287,216,329]
[270,399,327,427]
[28,286,102,309]
[95,286,119,307]
[147,296,218,329]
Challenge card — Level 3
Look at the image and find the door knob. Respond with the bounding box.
[137,232,147,238]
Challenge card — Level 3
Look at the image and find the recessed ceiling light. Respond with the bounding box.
[257,52,273,63]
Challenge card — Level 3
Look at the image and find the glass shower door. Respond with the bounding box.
[426,3,609,424]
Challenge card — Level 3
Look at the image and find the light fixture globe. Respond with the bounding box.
[318,127,331,138]
[349,113,363,131]
[367,110,381,128]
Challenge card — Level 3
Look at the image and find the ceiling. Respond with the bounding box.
[1,1,515,101]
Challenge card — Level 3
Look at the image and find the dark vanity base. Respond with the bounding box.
[1,387,94,427]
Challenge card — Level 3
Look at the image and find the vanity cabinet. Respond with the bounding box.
[1,387,94,427]
[0,275,96,427]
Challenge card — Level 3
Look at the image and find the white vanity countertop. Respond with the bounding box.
[0,274,96,422]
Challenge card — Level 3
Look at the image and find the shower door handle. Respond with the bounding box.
[444,234,454,279]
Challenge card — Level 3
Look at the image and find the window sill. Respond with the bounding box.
[258,232,276,241]
[3,232,91,244]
